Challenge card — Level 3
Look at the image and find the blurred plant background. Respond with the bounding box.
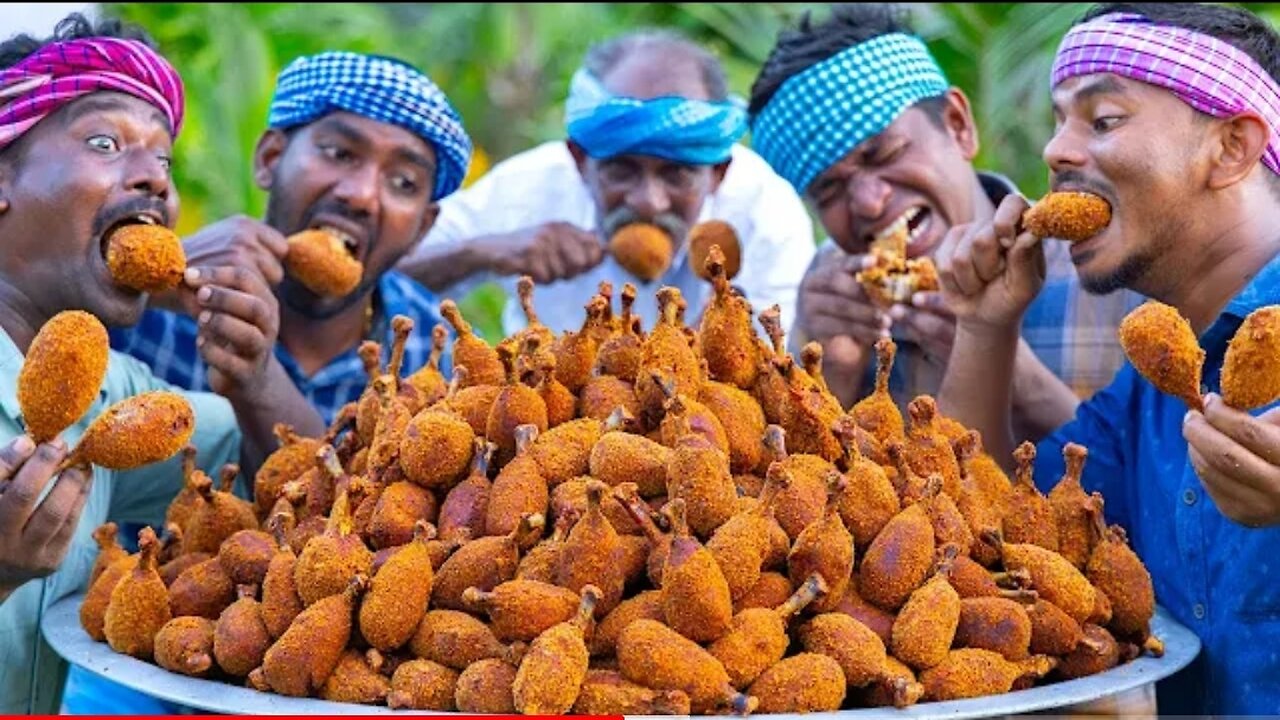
[93,2,1280,339]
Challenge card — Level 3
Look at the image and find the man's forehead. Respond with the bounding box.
[599,49,709,102]
[307,111,436,164]
[58,91,172,134]
[1052,73,1147,104]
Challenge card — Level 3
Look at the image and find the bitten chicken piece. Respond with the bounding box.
[749,653,846,713]
[1220,305,1280,410]
[252,576,366,697]
[463,579,579,643]
[699,244,759,388]
[1085,495,1156,638]
[891,546,962,670]
[214,585,271,678]
[104,527,170,660]
[154,616,215,678]
[513,586,600,715]
[106,223,187,293]
[920,649,1056,700]
[610,222,673,282]
[284,228,362,297]
[799,612,924,707]
[710,574,826,689]
[18,310,109,443]
[441,299,503,387]
[1022,191,1111,242]
[359,521,434,652]
[70,391,194,470]
[660,498,734,643]
[1003,442,1060,551]
[1119,301,1205,410]
[1050,443,1095,569]
[787,472,855,613]
[387,658,459,710]
[853,338,906,445]
[617,619,756,715]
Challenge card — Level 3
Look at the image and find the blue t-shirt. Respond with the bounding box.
[1035,252,1280,714]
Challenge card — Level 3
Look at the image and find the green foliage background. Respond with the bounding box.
[102,2,1280,340]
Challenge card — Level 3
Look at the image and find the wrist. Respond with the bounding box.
[956,316,1023,345]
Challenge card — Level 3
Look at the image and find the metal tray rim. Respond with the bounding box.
[43,594,1201,718]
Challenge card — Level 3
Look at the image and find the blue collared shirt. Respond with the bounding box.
[109,271,450,425]
[1034,252,1280,715]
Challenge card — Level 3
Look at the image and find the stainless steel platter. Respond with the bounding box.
[43,594,1200,718]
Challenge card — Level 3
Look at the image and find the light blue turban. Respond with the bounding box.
[268,51,473,200]
[751,33,949,194]
[564,67,748,165]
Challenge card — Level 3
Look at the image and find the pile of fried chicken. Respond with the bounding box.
[79,241,1168,714]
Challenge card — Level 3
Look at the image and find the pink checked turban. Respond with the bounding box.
[0,37,184,152]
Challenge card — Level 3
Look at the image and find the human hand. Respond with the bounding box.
[795,250,892,363]
[935,194,1046,332]
[478,222,604,284]
[1185,393,1280,527]
[153,216,288,315]
[888,291,957,362]
[0,436,93,599]
[184,265,280,401]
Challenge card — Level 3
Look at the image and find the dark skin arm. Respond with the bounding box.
[400,221,605,292]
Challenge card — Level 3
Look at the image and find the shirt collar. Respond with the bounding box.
[0,325,22,423]
[1201,250,1280,352]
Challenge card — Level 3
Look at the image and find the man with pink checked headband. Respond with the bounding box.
[938,3,1280,712]
[0,14,319,713]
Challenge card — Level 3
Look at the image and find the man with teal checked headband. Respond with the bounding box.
[750,4,1142,442]
[402,29,814,336]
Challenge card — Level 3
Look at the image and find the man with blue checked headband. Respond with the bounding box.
[402,29,815,335]
[750,4,1142,441]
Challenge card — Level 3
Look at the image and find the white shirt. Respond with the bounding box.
[409,140,816,337]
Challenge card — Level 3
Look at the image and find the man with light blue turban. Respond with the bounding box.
[749,4,1142,443]
[401,29,815,336]
[111,50,469,428]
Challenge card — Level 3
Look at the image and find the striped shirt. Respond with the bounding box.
[109,271,450,425]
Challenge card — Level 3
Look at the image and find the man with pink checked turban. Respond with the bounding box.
[0,14,317,714]
[934,3,1280,713]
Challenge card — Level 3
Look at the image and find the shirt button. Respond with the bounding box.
[1193,603,1206,620]
[1183,489,1197,506]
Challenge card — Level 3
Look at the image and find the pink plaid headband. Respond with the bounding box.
[0,37,184,152]
[1052,12,1280,175]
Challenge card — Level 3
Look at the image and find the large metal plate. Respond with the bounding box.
[44,594,1200,717]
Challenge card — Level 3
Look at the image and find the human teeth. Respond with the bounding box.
[134,214,157,225]
[873,207,921,245]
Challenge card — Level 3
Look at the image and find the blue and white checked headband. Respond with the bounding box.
[268,51,473,200]
[565,67,748,165]
[751,33,949,194]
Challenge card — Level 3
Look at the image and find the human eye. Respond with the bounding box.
[86,134,120,153]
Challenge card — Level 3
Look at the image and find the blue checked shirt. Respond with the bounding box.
[1033,251,1280,715]
[849,173,1145,404]
[109,271,450,425]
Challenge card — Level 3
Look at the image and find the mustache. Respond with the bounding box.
[91,196,172,238]
[302,200,374,238]
[1050,170,1117,203]
[600,205,689,244]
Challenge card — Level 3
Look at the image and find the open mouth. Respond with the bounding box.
[99,212,162,260]
[868,206,932,254]
[314,225,359,259]
[307,216,366,263]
